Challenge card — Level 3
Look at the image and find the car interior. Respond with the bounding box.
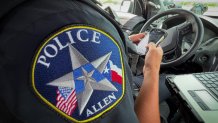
[96,0,218,123]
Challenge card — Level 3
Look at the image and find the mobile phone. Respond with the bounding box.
[136,28,167,55]
[149,28,168,45]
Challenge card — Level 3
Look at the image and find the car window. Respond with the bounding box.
[99,0,130,12]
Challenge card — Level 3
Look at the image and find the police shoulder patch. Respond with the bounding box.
[32,25,125,122]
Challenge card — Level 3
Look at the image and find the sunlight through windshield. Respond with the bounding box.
[162,0,218,16]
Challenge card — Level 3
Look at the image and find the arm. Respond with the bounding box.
[134,42,163,123]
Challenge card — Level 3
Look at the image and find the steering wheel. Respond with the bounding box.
[140,9,204,67]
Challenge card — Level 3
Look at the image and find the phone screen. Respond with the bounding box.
[149,28,167,43]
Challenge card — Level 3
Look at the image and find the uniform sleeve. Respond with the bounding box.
[0,0,139,123]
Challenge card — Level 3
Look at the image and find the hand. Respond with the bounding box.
[128,33,146,44]
[143,42,163,74]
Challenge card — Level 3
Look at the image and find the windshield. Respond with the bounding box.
[161,0,218,16]
[99,0,218,16]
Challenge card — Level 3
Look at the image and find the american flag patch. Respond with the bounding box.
[56,87,77,115]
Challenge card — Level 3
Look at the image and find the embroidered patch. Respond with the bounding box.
[31,25,125,122]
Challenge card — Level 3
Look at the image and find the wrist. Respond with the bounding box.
[143,67,160,76]
[142,70,159,90]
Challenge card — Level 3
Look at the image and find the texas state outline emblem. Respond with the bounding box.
[31,25,125,122]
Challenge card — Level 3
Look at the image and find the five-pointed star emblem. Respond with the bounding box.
[47,44,118,115]
[103,66,109,73]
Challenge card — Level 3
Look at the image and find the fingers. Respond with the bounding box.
[137,33,146,38]
[147,42,156,48]
[146,42,163,55]
[129,33,146,44]
[146,42,156,50]
[157,46,163,55]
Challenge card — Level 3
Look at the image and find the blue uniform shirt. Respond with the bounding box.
[0,0,139,122]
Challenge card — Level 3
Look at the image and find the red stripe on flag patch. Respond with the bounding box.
[111,70,122,84]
